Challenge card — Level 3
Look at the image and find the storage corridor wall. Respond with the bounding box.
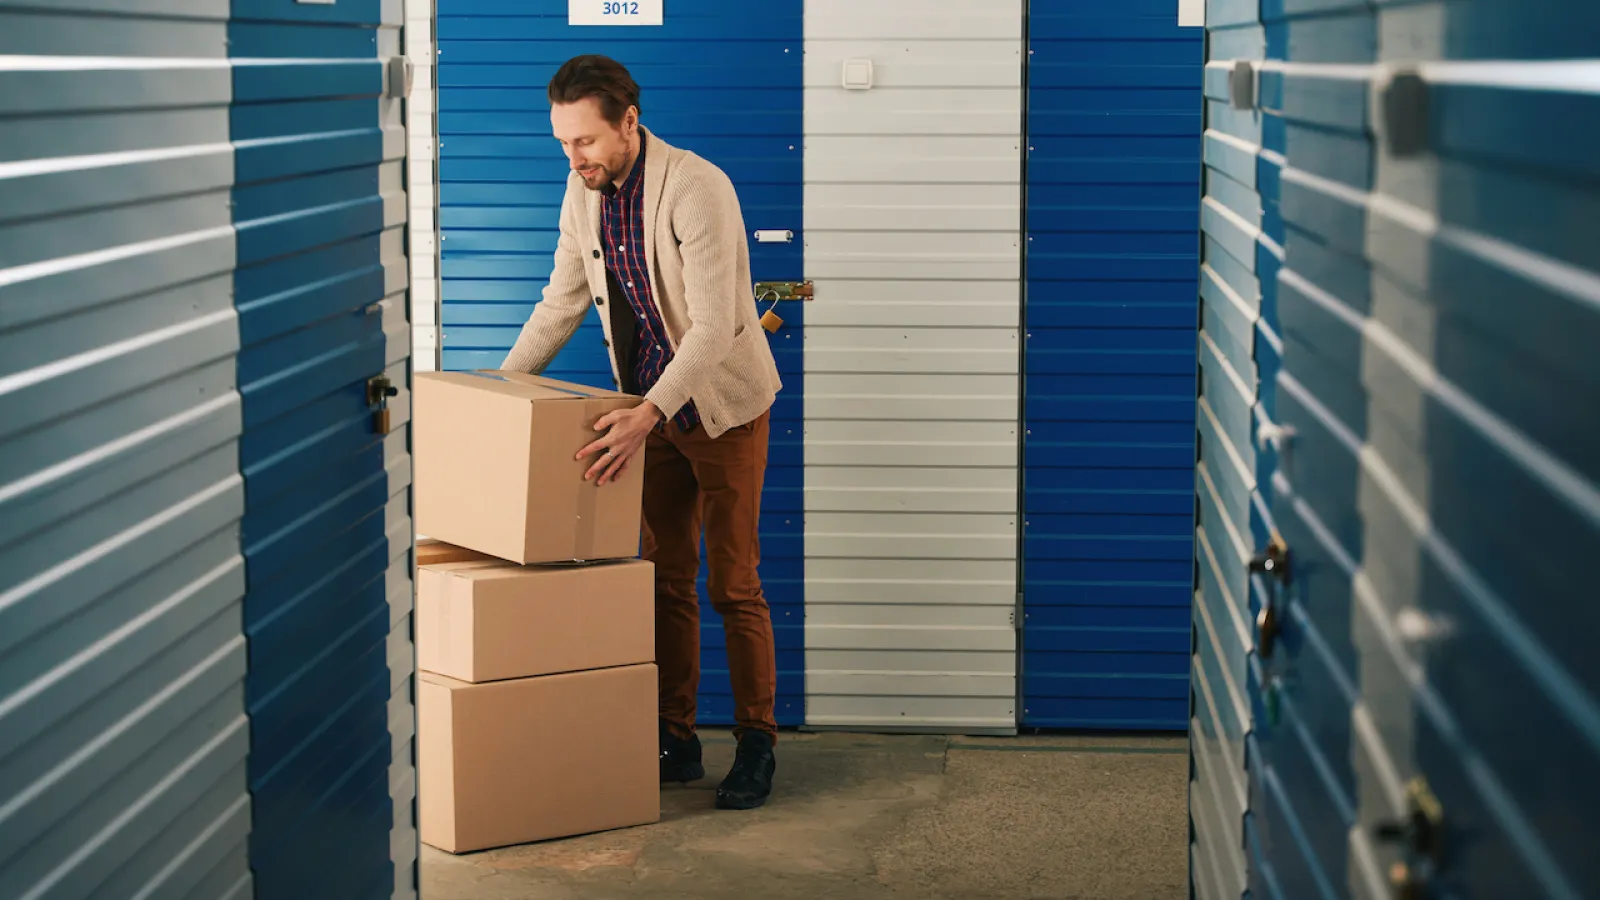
[1022,1,1203,730]
[434,0,808,726]
[1190,0,1265,896]
[800,0,1023,732]
[1190,1,1600,898]
[0,1,419,898]
[0,8,254,897]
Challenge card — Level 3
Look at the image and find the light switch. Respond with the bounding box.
[842,58,874,90]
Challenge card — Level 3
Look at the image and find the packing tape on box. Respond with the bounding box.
[464,370,603,399]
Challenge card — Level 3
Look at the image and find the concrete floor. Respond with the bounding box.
[422,730,1189,900]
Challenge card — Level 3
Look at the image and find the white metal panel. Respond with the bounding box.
[803,0,1022,732]
[805,0,1021,40]
[807,89,1021,136]
[802,40,1019,88]
[404,0,439,372]
[805,184,1019,234]
[807,557,1015,604]
[808,466,1017,514]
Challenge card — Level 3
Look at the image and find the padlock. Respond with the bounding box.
[760,309,784,333]
[367,374,399,435]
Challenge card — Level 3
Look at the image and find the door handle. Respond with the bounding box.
[1247,535,1291,659]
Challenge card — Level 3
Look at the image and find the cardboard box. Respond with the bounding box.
[416,538,493,568]
[418,664,661,854]
[414,371,645,564]
[417,558,654,683]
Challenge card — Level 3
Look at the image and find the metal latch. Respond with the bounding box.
[754,281,813,334]
[754,281,814,301]
[367,374,400,435]
[1248,533,1291,659]
[387,56,414,99]
[1229,60,1256,110]
[1376,777,1445,899]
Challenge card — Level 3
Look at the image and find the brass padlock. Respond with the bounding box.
[367,374,399,435]
[760,309,784,333]
[1257,602,1281,659]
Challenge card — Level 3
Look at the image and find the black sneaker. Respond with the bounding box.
[660,720,704,784]
[715,730,776,810]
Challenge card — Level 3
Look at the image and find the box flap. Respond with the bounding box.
[418,670,469,690]
[424,559,518,581]
[416,539,493,568]
[428,558,623,582]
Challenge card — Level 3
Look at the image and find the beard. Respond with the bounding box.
[577,155,626,191]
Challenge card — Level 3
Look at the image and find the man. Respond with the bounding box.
[498,54,784,810]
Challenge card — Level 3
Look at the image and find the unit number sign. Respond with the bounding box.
[569,0,663,25]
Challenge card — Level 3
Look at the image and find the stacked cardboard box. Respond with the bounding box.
[412,372,661,854]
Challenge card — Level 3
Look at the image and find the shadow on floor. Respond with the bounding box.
[422,730,1189,900]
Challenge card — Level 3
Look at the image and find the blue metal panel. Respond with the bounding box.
[228,1,417,897]
[1022,0,1203,732]
[1191,0,1267,896]
[0,4,255,899]
[1203,1,1600,899]
[437,0,805,727]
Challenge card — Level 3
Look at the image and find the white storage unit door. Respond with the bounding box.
[802,0,1024,732]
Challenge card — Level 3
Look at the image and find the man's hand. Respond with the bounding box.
[577,402,663,485]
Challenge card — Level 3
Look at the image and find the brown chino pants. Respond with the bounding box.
[642,410,778,742]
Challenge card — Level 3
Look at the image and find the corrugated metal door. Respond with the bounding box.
[408,0,442,374]
[230,1,418,898]
[1191,0,1266,896]
[799,0,1024,733]
[1,1,417,898]
[1192,1,1600,898]
[1021,0,1204,730]
[0,7,254,898]
[435,0,806,726]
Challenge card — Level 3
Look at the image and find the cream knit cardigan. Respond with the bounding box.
[499,127,783,439]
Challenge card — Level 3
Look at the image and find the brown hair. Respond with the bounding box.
[547,54,640,125]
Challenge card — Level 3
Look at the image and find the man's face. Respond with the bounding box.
[552,96,637,191]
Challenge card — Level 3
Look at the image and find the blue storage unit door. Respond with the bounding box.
[1197,0,1600,898]
[1189,0,1267,895]
[436,0,806,726]
[0,8,254,899]
[231,1,418,898]
[1021,0,1203,730]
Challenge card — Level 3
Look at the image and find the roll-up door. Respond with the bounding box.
[0,1,419,897]
[229,1,418,897]
[435,0,807,725]
[1189,0,1266,895]
[1022,0,1204,731]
